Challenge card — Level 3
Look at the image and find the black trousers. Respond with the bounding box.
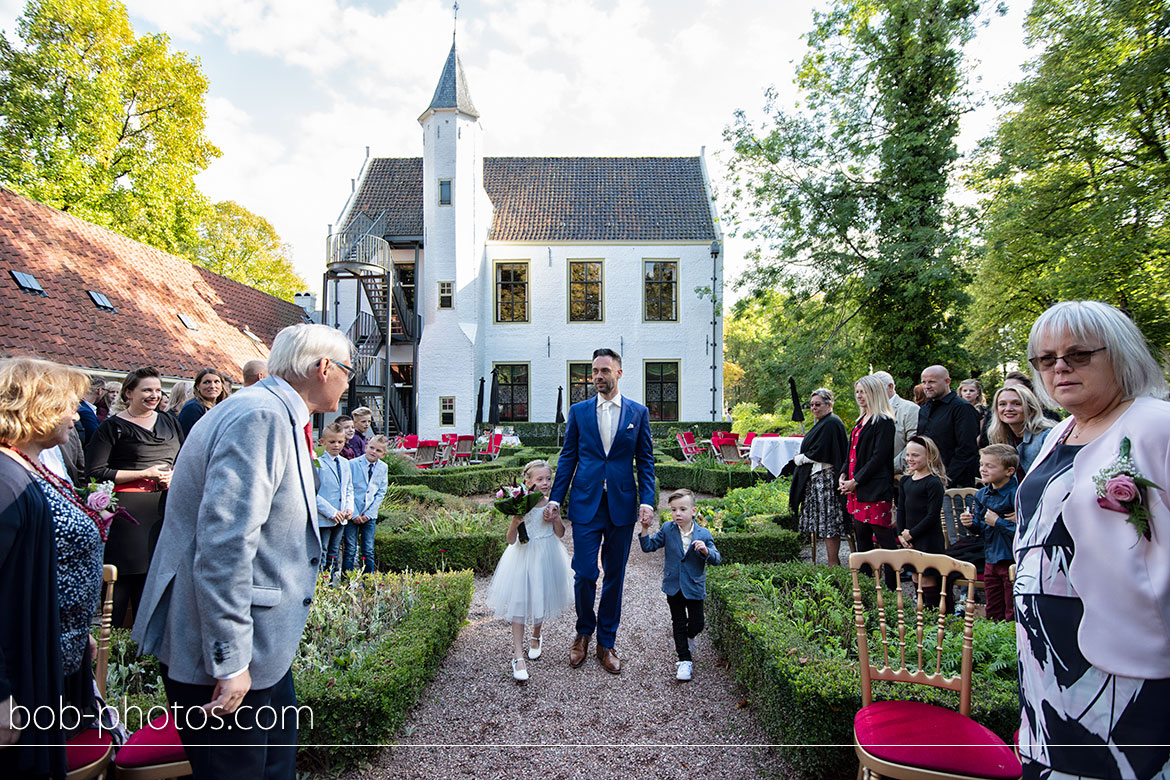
[666,591,704,661]
[111,573,147,629]
[162,666,298,780]
[852,520,899,591]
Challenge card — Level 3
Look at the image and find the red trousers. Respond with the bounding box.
[984,561,1014,622]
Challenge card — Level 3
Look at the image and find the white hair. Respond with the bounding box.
[1027,300,1168,406]
[872,371,895,389]
[267,324,353,381]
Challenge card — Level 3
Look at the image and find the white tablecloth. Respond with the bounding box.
[748,436,804,477]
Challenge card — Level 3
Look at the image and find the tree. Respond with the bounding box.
[0,0,219,254]
[723,0,981,389]
[968,0,1170,359]
[192,201,306,302]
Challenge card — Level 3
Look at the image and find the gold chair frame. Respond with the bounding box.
[66,564,117,780]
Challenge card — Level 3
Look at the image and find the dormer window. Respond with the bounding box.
[438,179,452,206]
[87,290,116,312]
[10,270,45,295]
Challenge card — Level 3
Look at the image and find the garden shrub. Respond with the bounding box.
[103,571,474,774]
[385,464,517,495]
[655,462,767,496]
[711,521,802,564]
[375,505,507,574]
[707,562,1020,780]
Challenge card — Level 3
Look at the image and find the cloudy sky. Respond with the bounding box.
[0,0,1034,297]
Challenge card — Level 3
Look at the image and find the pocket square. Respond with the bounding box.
[626,423,634,429]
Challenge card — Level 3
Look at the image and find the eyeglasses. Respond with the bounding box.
[1027,347,1106,372]
[319,358,355,380]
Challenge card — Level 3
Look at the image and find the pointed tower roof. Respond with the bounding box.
[422,42,479,119]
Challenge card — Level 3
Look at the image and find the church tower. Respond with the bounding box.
[416,40,492,436]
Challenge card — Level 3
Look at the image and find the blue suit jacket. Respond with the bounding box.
[76,402,99,446]
[640,521,722,600]
[349,456,388,519]
[315,453,354,526]
[550,395,655,526]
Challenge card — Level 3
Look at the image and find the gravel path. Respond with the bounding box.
[344,491,790,780]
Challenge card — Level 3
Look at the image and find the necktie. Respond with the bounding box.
[368,461,375,480]
[303,423,313,454]
[600,400,614,453]
[333,456,342,483]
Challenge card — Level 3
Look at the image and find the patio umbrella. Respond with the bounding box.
[555,385,565,446]
[474,376,485,430]
[789,377,805,430]
[487,367,501,428]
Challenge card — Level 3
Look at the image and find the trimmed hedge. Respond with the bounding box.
[373,526,505,575]
[707,563,1019,780]
[655,462,768,496]
[297,570,473,771]
[508,421,729,448]
[386,464,517,495]
[712,523,802,563]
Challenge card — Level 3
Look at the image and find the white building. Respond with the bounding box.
[324,42,724,439]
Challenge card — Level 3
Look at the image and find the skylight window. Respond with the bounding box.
[10,270,45,295]
[87,290,116,312]
[178,313,199,331]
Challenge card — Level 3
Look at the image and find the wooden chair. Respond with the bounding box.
[676,432,704,463]
[849,549,1021,780]
[65,565,119,780]
[715,440,744,465]
[451,435,475,465]
[941,488,984,597]
[413,440,440,468]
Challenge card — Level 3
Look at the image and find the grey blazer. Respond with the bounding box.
[131,378,321,688]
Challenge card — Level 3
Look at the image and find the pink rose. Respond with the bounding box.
[87,491,112,512]
[1097,494,1126,513]
[1106,475,1139,503]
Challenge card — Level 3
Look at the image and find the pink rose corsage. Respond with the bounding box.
[1092,437,1162,540]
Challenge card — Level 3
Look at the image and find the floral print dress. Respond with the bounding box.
[846,420,892,527]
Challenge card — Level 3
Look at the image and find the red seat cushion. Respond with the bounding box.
[66,728,112,770]
[855,700,1021,779]
[115,714,189,768]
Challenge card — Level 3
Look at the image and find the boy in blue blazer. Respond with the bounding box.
[639,488,722,681]
[344,434,389,574]
[316,422,354,575]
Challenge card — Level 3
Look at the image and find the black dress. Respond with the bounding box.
[0,455,66,780]
[86,413,183,575]
[896,473,945,554]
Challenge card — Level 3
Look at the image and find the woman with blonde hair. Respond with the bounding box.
[840,375,897,588]
[0,357,105,777]
[987,384,1056,474]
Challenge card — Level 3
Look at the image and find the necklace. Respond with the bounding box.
[1,444,110,541]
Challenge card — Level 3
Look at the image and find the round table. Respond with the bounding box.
[748,436,804,477]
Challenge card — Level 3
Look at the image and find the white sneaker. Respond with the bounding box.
[528,636,542,660]
[511,658,529,681]
[687,636,697,656]
[675,660,693,681]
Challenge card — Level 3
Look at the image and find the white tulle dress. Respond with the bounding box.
[486,504,574,624]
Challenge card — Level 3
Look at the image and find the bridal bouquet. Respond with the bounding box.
[494,482,544,543]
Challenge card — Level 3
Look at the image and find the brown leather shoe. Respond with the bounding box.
[597,645,621,674]
[569,634,590,668]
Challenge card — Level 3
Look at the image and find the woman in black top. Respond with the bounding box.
[176,367,227,436]
[788,388,850,566]
[87,367,183,627]
[840,375,897,587]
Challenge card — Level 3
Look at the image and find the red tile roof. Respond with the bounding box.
[0,188,309,382]
[347,156,716,242]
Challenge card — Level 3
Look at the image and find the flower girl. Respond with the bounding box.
[486,460,574,681]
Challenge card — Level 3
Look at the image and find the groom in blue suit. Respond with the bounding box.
[546,348,656,674]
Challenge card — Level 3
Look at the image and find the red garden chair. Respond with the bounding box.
[676,432,704,462]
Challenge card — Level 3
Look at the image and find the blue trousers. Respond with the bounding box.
[571,497,634,648]
[342,520,376,573]
[163,666,298,780]
[319,525,343,571]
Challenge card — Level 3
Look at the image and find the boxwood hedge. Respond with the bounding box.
[707,562,1019,780]
[373,526,505,574]
[712,522,802,564]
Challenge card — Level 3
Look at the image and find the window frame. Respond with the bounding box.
[642,259,679,322]
[494,260,530,323]
[566,361,597,406]
[438,178,452,206]
[437,280,454,310]
[439,396,456,427]
[567,259,604,323]
[492,362,530,423]
[643,359,681,422]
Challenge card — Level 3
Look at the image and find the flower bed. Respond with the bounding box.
[374,499,507,574]
[103,569,473,773]
[707,563,1019,780]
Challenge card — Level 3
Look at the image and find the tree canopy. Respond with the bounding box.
[192,201,306,302]
[0,0,220,254]
[968,0,1170,358]
[723,0,980,391]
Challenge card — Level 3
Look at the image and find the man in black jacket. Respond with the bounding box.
[917,365,980,487]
